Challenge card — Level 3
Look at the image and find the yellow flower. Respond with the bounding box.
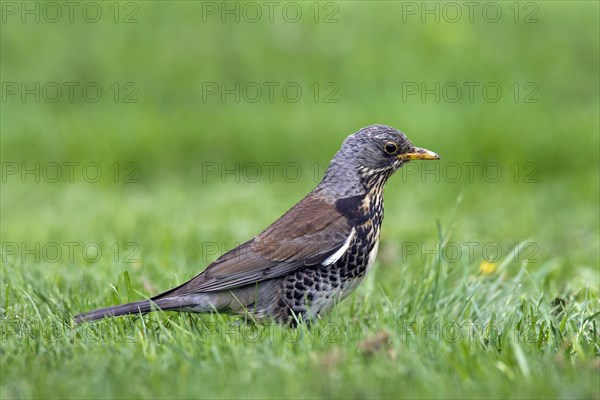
[479,261,497,275]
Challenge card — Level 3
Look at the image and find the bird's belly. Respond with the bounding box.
[336,238,379,295]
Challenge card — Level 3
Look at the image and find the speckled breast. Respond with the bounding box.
[277,189,385,322]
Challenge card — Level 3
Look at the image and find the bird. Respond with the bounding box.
[74,124,439,324]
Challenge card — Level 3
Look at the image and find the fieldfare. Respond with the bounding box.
[75,125,439,324]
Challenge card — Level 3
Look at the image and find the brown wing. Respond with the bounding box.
[154,192,353,297]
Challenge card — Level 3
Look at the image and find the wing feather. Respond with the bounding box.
[154,193,354,297]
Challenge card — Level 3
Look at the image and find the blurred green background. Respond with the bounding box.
[1,1,599,398]
[2,1,598,271]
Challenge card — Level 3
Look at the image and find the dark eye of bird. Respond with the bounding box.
[384,142,398,155]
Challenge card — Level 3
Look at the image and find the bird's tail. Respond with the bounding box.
[74,298,174,323]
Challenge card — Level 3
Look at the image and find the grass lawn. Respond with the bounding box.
[1,1,599,399]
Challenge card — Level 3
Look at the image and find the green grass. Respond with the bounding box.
[1,1,599,399]
[2,179,599,399]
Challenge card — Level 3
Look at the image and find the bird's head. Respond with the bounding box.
[322,124,440,194]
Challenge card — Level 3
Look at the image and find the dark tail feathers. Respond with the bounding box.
[74,299,166,323]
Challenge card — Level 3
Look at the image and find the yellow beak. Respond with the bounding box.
[398,147,440,161]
